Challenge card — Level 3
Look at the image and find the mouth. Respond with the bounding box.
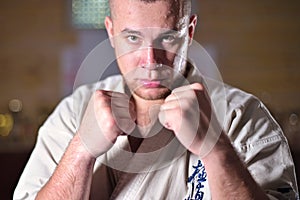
[140,79,165,88]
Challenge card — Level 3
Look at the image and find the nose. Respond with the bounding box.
[147,46,155,63]
[140,46,159,69]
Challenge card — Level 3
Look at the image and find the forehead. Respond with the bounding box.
[110,0,183,30]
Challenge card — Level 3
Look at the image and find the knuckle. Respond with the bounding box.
[94,91,111,105]
[102,117,117,130]
[94,90,106,96]
[165,93,176,101]
[93,91,106,102]
[191,82,204,90]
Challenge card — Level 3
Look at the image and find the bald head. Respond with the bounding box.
[109,0,191,20]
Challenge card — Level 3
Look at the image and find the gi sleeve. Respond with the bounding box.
[225,91,299,200]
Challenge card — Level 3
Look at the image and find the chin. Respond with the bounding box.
[133,87,171,100]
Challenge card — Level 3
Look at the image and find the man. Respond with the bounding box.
[14,0,298,199]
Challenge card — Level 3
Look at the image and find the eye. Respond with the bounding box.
[127,35,140,44]
[161,35,176,44]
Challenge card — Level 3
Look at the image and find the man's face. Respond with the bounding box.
[106,0,191,100]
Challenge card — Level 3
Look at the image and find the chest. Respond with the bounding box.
[91,152,211,200]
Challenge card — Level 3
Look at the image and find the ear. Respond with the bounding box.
[105,16,115,48]
[188,15,197,45]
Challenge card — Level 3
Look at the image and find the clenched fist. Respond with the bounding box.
[78,90,136,157]
[159,83,221,157]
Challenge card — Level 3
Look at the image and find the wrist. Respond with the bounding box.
[70,134,97,163]
[201,132,238,165]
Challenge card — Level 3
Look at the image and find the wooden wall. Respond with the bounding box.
[0,0,75,121]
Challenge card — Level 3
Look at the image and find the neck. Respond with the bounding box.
[132,94,164,127]
[127,94,164,152]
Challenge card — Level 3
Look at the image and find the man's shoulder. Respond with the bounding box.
[73,74,124,96]
[224,84,258,107]
[204,78,259,110]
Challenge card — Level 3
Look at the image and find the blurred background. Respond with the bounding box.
[0,0,299,199]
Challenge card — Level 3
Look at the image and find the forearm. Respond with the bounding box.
[202,132,269,200]
[36,134,96,200]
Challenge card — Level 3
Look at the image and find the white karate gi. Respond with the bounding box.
[14,71,299,200]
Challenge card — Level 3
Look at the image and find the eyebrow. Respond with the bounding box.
[161,29,179,35]
[121,28,180,37]
[121,28,143,36]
